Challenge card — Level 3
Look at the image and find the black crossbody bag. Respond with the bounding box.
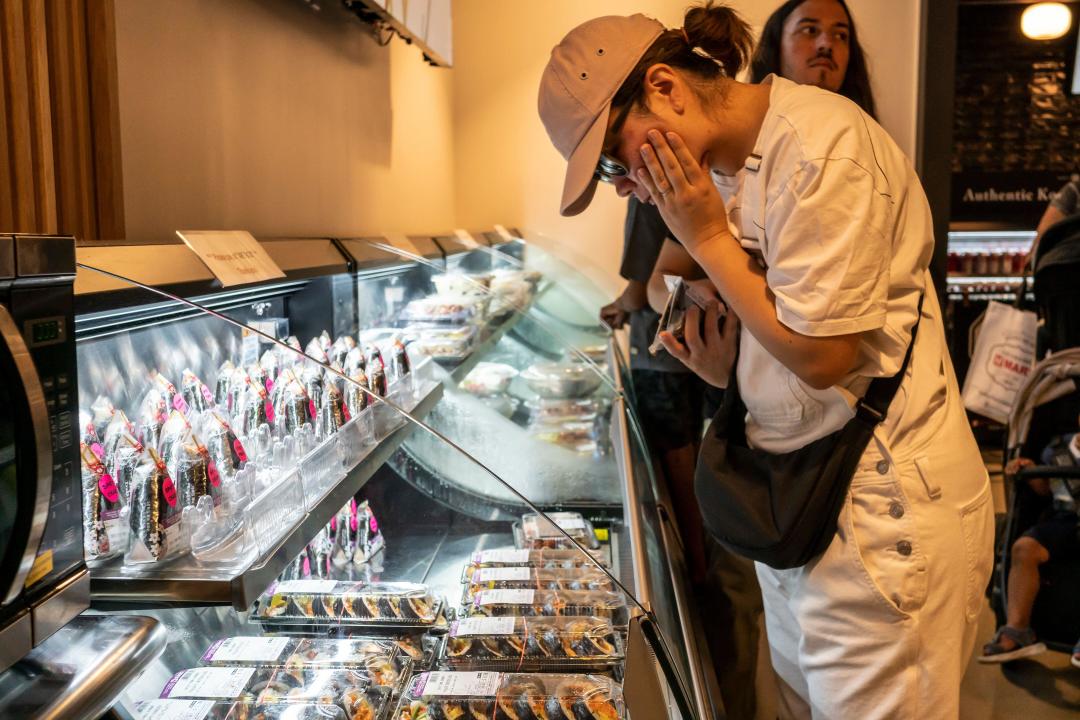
[694,297,923,569]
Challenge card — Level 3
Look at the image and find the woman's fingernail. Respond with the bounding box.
[666,132,678,141]
[640,146,648,157]
[648,129,660,140]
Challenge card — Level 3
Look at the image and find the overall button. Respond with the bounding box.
[888,502,905,519]
[896,540,913,556]
[876,460,890,475]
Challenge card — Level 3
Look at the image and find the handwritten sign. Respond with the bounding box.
[176,230,285,287]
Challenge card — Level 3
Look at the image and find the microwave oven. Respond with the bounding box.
[0,235,86,674]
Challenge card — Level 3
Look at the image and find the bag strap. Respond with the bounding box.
[854,293,925,427]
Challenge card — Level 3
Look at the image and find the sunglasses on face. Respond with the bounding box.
[594,102,634,184]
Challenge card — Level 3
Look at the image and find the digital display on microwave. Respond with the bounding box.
[26,317,65,347]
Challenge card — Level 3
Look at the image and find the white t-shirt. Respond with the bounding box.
[713,75,959,454]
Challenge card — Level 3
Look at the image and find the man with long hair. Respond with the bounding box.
[750,0,877,118]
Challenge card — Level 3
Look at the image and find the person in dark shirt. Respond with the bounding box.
[1027,176,1080,265]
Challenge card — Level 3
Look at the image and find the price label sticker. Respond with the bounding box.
[233,439,248,463]
[98,473,120,503]
[177,230,286,288]
[202,636,291,664]
[451,617,517,637]
[475,567,531,582]
[162,476,178,507]
[413,671,502,698]
[475,549,530,564]
[476,589,535,606]
[274,579,339,594]
[133,700,216,720]
[160,667,257,699]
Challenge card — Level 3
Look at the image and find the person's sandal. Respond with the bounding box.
[977,626,1047,663]
[1071,638,1080,669]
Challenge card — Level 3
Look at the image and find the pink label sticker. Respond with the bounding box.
[369,513,379,534]
[265,377,274,393]
[201,385,214,405]
[350,510,359,533]
[233,439,248,463]
[162,476,178,507]
[342,404,351,422]
[90,443,105,461]
[308,399,317,421]
[264,400,275,424]
[172,394,189,414]
[207,461,221,488]
[98,473,120,504]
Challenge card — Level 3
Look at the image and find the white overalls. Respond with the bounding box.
[713,76,994,719]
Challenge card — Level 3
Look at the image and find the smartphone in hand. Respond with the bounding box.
[649,277,725,356]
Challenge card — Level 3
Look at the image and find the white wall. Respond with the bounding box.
[450,0,922,296]
[114,0,457,241]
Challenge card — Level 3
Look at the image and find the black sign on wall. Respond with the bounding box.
[951,1,1080,228]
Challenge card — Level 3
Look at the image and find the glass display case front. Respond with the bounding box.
[60,232,708,720]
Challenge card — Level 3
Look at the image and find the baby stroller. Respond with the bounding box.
[994,214,1080,652]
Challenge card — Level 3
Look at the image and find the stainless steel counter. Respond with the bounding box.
[0,614,166,720]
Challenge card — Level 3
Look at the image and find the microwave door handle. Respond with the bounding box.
[0,305,54,605]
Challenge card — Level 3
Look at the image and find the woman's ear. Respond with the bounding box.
[643,63,687,115]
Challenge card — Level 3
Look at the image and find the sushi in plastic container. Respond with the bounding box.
[516,512,600,550]
[132,699,347,720]
[198,637,407,684]
[444,616,624,672]
[461,566,614,603]
[392,672,625,720]
[462,548,609,578]
[253,580,443,628]
[464,588,630,627]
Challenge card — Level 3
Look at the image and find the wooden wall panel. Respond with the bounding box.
[0,0,123,240]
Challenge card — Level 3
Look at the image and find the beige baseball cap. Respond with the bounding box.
[538,14,665,216]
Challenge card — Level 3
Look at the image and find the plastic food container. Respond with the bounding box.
[464,588,630,626]
[401,295,486,325]
[460,362,518,396]
[462,566,614,603]
[199,637,406,680]
[525,398,607,423]
[133,700,347,720]
[253,580,442,628]
[520,362,602,399]
[432,273,491,296]
[517,512,600,550]
[156,666,391,719]
[444,616,624,671]
[477,394,519,418]
[408,325,478,362]
[327,630,445,671]
[462,548,608,579]
[528,421,599,454]
[392,672,625,720]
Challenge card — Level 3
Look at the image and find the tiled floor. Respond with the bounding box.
[960,601,1080,718]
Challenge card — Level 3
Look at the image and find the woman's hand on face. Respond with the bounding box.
[637,130,732,254]
[659,300,738,389]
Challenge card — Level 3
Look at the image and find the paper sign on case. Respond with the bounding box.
[177,230,286,287]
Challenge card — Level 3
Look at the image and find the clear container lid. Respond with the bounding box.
[445,616,623,669]
[394,672,625,720]
[464,548,608,574]
[462,566,614,602]
[520,362,602,399]
[157,666,390,719]
[254,580,442,627]
[465,588,629,626]
[525,397,607,423]
[199,637,404,680]
[326,630,443,671]
[401,295,486,324]
[459,362,519,396]
[133,699,347,720]
[518,512,599,550]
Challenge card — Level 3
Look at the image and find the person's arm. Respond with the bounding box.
[637,131,867,390]
[647,239,706,313]
[600,279,649,330]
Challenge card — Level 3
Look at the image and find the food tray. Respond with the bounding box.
[133,700,347,720]
[459,362,518,397]
[525,398,609,423]
[516,512,600,550]
[401,295,486,325]
[327,630,446,671]
[464,588,629,626]
[392,672,625,720]
[444,616,624,671]
[461,566,614,603]
[199,637,406,679]
[528,422,600,454]
[299,435,345,510]
[157,666,391,720]
[337,408,375,469]
[254,580,443,628]
[407,324,478,362]
[463,548,609,577]
[520,362,602,399]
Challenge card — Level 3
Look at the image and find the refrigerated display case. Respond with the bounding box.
[58,233,714,720]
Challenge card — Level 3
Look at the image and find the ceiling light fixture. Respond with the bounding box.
[1021,2,1073,41]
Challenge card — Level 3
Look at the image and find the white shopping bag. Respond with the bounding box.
[962,300,1038,423]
